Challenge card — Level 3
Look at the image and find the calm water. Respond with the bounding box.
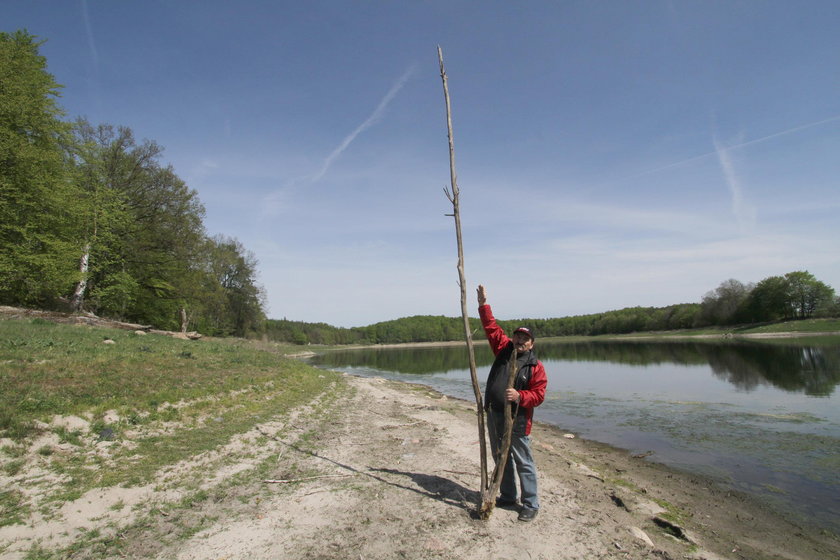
[305,338,840,533]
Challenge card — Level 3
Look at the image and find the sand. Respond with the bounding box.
[2,373,838,560]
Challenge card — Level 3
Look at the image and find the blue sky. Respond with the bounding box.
[5,1,839,327]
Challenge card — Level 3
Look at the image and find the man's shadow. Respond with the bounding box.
[369,467,480,510]
[257,426,480,514]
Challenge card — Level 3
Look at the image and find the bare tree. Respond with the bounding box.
[438,46,515,518]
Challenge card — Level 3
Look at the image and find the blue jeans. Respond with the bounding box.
[487,408,539,510]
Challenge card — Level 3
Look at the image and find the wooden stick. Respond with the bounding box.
[483,352,519,518]
[437,45,489,507]
[262,474,353,484]
[438,469,476,476]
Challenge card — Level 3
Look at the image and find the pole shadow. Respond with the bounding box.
[256,426,480,514]
[369,467,480,510]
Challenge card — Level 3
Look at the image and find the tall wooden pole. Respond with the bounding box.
[437,46,489,505]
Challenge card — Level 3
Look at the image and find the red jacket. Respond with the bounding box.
[479,304,547,435]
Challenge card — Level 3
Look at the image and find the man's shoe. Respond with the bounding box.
[518,507,538,522]
[495,497,518,508]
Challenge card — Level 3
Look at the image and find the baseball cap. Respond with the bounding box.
[513,327,534,340]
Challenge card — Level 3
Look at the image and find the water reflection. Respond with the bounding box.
[309,339,840,396]
[706,344,838,395]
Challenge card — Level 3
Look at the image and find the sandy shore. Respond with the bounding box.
[4,372,837,560]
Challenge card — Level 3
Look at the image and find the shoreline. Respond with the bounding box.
[284,329,840,356]
[2,372,837,559]
[296,373,840,559]
[403,376,837,533]
[295,340,840,538]
[365,374,840,559]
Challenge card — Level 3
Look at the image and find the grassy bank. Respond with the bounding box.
[606,317,840,340]
[734,317,840,333]
[0,317,344,534]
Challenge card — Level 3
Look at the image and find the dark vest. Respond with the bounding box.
[485,344,537,429]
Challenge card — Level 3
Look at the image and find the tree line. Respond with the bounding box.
[1,31,264,335]
[264,315,477,346]
[268,270,837,345]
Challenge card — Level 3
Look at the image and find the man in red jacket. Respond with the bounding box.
[477,284,547,521]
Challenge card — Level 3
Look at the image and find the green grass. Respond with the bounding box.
[8,356,352,560]
[0,318,339,435]
[0,489,30,528]
[2,458,25,477]
[0,316,345,530]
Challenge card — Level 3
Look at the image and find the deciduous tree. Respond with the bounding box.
[785,271,834,319]
[198,235,265,337]
[744,275,789,322]
[0,31,80,306]
[700,279,753,326]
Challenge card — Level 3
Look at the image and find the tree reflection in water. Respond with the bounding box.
[309,339,840,396]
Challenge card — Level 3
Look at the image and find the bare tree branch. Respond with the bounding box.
[437,45,491,515]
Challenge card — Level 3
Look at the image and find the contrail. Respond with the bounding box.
[81,0,99,66]
[633,114,840,178]
[260,65,415,217]
[714,136,756,232]
[732,114,840,150]
[79,0,104,114]
[310,65,416,183]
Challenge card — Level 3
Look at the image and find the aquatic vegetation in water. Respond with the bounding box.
[731,411,823,424]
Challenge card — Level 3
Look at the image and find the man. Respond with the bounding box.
[477,284,547,522]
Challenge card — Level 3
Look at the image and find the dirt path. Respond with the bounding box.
[3,374,838,560]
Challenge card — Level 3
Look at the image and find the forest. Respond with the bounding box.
[1,31,263,336]
[3,31,837,344]
[267,268,837,346]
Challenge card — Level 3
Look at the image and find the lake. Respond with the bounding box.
[304,337,840,533]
